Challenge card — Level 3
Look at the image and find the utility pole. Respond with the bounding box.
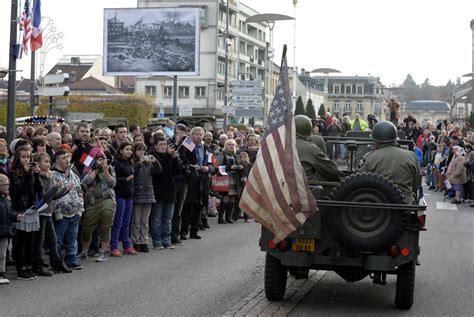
[7,0,19,143]
[292,0,298,107]
[223,0,230,131]
[29,51,36,116]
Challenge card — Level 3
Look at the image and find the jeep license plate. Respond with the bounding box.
[291,238,315,252]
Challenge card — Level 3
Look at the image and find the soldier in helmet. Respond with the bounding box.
[295,115,340,182]
[359,121,421,204]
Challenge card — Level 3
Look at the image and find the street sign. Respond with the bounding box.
[222,106,234,114]
[39,86,70,97]
[230,86,263,95]
[230,95,262,102]
[54,98,70,110]
[230,80,263,87]
[230,101,263,108]
[43,73,69,85]
[235,108,263,117]
[179,105,192,117]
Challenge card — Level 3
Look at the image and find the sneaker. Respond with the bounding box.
[68,263,83,270]
[180,235,188,240]
[27,268,37,279]
[17,270,34,281]
[87,249,99,257]
[140,244,150,253]
[95,250,108,262]
[124,246,138,255]
[171,238,184,246]
[78,250,88,260]
[164,244,175,250]
[110,249,122,257]
[153,245,164,250]
[53,264,72,274]
[133,244,141,253]
[0,272,10,285]
[33,266,53,277]
[190,234,202,239]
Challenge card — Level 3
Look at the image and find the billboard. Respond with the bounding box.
[103,7,200,76]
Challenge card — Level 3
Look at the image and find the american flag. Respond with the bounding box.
[239,47,317,243]
[30,0,44,52]
[20,0,32,57]
[181,136,196,152]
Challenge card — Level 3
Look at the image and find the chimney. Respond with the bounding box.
[70,57,80,65]
[300,68,305,76]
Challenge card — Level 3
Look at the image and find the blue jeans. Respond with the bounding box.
[151,201,175,247]
[110,197,133,250]
[54,214,80,266]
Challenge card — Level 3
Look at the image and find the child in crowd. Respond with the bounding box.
[111,142,137,256]
[9,146,43,280]
[131,142,162,253]
[238,151,253,222]
[0,174,16,285]
[151,136,181,250]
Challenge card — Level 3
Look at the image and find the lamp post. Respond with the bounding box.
[246,13,294,126]
[292,0,298,107]
[39,18,64,79]
[311,68,341,111]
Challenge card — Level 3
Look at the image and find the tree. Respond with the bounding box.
[402,74,417,88]
[295,96,305,115]
[306,99,316,119]
[318,103,326,117]
[469,111,474,128]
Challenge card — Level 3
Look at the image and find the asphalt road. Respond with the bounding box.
[0,218,264,316]
[290,186,474,316]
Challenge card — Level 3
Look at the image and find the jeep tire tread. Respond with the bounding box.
[326,172,408,252]
[264,253,288,301]
[395,261,415,309]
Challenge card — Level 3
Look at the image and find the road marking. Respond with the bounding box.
[436,202,458,210]
[223,270,327,316]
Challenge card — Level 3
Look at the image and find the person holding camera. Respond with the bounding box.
[80,147,116,262]
[131,143,162,252]
[71,122,93,176]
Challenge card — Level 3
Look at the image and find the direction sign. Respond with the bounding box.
[179,105,193,117]
[230,95,262,102]
[39,86,70,97]
[230,80,263,87]
[230,86,263,95]
[235,108,263,117]
[222,106,234,114]
[230,101,263,108]
[43,73,69,85]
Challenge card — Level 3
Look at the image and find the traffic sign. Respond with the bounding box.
[39,86,70,97]
[43,73,69,85]
[222,106,234,114]
[230,95,262,102]
[235,108,263,117]
[179,105,193,117]
[230,86,263,95]
[230,101,263,108]
[230,80,263,87]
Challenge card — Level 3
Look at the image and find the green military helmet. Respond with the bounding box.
[371,120,397,143]
[294,115,313,137]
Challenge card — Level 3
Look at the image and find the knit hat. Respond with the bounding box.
[89,146,106,159]
[57,144,72,153]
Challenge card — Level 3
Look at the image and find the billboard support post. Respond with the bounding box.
[173,75,178,124]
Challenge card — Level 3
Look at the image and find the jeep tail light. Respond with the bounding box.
[388,245,400,258]
[267,240,278,250]
[277,239,291,251]
[418,214,427,231]
[401,248,410,257]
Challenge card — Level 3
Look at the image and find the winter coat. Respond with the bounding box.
[152,152,182,202]
[133,159,162,204]
[9,171,42,213]
[183,144,214,205]
[50,168,84,220]
[0,196,16,238]
[81,166,116,205]
[112,158,134,199]
[446,155,467,185]
[216,150,242,196]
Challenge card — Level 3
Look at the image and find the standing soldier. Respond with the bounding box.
[387,97,401,126]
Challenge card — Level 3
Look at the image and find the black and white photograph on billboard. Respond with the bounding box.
[103,7,200,76]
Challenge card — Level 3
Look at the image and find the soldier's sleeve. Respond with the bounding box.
[314,149,341,181]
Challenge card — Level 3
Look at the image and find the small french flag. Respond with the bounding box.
[182,137,196,152]
[35,199,48,212]
[79,152,95,167]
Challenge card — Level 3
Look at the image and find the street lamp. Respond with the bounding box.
[39,18,64,79]
[148,75,172,118]
[246,13,294,126]
[311,68,341,109]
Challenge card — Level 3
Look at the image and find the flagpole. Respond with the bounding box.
[7,0,19,144]
[29,50,36,116]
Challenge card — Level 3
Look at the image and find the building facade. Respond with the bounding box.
[401,100,450,126]
[136,0,269,121]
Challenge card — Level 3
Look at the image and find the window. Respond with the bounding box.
[179,86,189,98]
[218,61,225,75]
[164,86,172,98]
[374,102,381,114]
[357,85,364,94]
[333,102,340,113]
[345,85,352,94]
[344,102,351,114]
[144,85,156,97]
[216,90,224,101]
[333,85,341,94]
[356,102,363,113]
[195,86,206,98]
[458,107,465,118]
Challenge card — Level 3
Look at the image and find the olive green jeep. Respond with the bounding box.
[261,135,426,310]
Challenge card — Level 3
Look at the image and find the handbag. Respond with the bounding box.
[211,174,230,193]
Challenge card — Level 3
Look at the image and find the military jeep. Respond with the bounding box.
[260,135,426,310]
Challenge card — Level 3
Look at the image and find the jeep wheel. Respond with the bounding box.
[264,253,288,301]
[326,172,408,252]
[395,261,415,309]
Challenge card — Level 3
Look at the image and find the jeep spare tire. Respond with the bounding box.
[325,172,408,252]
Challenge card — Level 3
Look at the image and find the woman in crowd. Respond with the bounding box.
[0,139,10,176]
[110,142,137,256]
[216,139,243,224]
[31,137,48,155]
[32,127,49,141]
[131,142,162,253]
[446,145,467,204]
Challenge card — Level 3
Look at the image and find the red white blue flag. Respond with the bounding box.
[19,0,32,57]
[181,137,196,152]
[31,0,44,52]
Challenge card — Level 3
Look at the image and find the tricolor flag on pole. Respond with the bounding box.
[30,0,44,52]
[19,0,32,58]
[181,137,196,152]
[35,198,48,213]
[79,152,95,167]
[239,45,317,243]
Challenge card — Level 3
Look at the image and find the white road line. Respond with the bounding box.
[436,202,459,210]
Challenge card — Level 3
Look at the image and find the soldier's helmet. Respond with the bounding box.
[371,121,397,143]
[294,115,313,137]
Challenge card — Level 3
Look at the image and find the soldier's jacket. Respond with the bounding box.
[359,143,420,204]
[296,136,340,182]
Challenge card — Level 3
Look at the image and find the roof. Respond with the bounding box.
[405,100,450,111]
[69,76,124,94]
[47,65,92,83]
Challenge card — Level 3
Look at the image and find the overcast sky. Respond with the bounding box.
[1,0,473,86]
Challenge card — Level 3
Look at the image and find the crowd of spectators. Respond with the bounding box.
[0,119,262,285]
